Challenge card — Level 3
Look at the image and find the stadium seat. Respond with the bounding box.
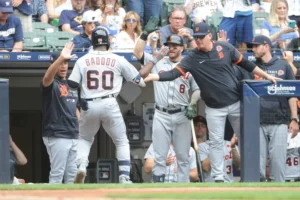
[252,12,269,36]
[160,0,185,26]
[32,22,58,34]
[206,11,223,40]
[46,32,75,51]
[23,32,49,51]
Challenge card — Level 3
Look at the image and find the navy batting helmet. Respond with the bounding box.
[92,26,110,49]
[163,34,184,46]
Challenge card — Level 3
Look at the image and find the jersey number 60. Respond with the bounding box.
[87,70,114,90]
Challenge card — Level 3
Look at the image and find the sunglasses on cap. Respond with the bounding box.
[193,35,206,40]
[125,18,137,23]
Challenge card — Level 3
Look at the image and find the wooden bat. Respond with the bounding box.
[191,120,205,182]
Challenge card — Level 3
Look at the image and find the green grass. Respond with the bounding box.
[108,191,300,199]
[0,182,300,190]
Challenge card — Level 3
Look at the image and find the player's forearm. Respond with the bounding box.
[134,37,147,60]
[231,148,241,171]
[190,90,200,104]
[289,62,298,75]
[158,68,182,81]
[140,62,155,78]
[43,56,66,87]
[288,97,298,118]
[202,158,211,172]
[10,142,27,165]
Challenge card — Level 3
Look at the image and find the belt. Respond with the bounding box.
[85,94,115,101]
[155,105,187,114]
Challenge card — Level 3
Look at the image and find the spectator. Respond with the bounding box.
[287,0,300,21]
[95,0,125,33]
[126,0,162,27]
[250,35,299,182]
[41,43,80,184]
[73,10,98,52]
[0,0,23,52]
[218,0,257,51]
[59,0,88,35]
[159,8,197,48]
[261,0,298,49]
[261,0,272,13]
[287,19,300,52]
[115,11,141,50]
[87,0,102,10]
[46,0,72,22]
[184,0,223,24]
[144,142,199,182]
[9,134,27,184]
[31,0,48,22]
[12,0,32,32]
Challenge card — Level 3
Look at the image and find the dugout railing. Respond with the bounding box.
[241,80,300,182]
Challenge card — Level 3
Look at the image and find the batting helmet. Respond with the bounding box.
[92,26,110,49]
[163,34,184,46]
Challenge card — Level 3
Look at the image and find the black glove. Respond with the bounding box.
[140,16,159,40]
[185,103,197,120]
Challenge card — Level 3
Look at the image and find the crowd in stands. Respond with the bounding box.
[0,0,300,53]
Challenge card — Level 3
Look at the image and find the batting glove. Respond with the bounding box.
[185,103,197,120]
[140,16,160,40]
[149,46,169,64]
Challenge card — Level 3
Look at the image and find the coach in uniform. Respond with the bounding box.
[144,22,279,182]
[41,43,79,184]
[250,35,299,182]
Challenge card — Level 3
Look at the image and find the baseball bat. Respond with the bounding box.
[191,120,205,182]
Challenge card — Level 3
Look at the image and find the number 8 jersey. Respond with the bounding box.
[69,50,140,99]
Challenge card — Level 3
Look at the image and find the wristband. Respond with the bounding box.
[140,33,148,41]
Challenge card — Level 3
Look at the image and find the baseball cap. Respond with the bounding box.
[248,35,272,48]
[163,34,184,46]
[82,10,99,23]
[50,52,61,63]
[0,0,13,13]
[193,115,207,126]
[193,22,211,37]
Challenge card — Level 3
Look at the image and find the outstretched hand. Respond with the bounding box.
[60,42,76,60]
[266,74,282,84]
[144,16,160,35]
[144,73,159,82]
[217,30,229,42]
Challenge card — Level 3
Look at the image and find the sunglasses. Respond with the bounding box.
[193,35,206,40]
[125,18,137,23]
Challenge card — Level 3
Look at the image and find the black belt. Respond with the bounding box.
[85,94,115,101]
[155,105,187,114]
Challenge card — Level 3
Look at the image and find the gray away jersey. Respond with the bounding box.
[198,140,236,182]
[285,135,300,180]
[143,53,199,107]
[69,50,139,99]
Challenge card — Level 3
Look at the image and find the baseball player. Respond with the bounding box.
[144,22,279,182]
[144,142,199,182]
[285,133,300,182]
[133,30,200,183]
[41,43,79,184]
[249,35,299,182]
[67,26,146,184]
[198,133,240,182]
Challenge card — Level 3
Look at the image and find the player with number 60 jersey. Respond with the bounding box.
[68,26,145,184]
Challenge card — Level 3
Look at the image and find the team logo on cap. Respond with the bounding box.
[252,37,256,42]
[98,38,102,43]
[195,27,199,32]
[170,36,173,41]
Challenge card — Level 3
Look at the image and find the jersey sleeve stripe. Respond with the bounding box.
[176,66,186,76]
[233,53,243,65]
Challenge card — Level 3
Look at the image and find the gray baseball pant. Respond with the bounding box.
[259,124,288,182]
[43,137,78,184]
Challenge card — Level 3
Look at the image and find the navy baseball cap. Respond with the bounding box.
[193,22,212,37]
[0,0,13,13]
[164,34,184,46]
[248,35,272,48]
[193,115,207,126]
[50,52,61,63]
